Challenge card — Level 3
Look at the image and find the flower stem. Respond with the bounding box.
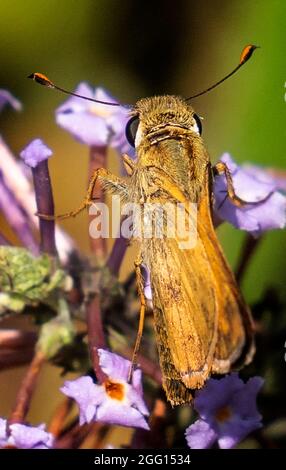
[0,349,35,371]
[48,398,74,437]
[55,420,97,449]
[86,296,108,384]
[88,145,108,260]
[32,160,57,256]
[235,234,261,284]
[9,350,45,424]
[0,330,37,370]
[86,146,110,383]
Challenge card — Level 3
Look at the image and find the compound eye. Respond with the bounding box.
[125,115,140,147]
[193,113,202,135]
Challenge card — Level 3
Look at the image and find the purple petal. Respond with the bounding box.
[20,138,53,168]
[96,397,149,430]
[0,89,22,113]
[61,376,104,425]
[56,82,95,114]
[214,154,286,236]
[194,373,244,420]
[62,378,92,422]
[60,376,96,403]
[9,423,54,449]
[185,420,217,449]
[270,175,286,192]
[242,164,286,193]
[214,201,259,232]
[98,349,130,381]
[230,376,264,420]
[126,383,149,417]
[215,192,286,236]
[0,418,8,447]
[217,416,262,449]
[94,87,118,104]
[131,368,144,396]
[56,111,109,146]
[55,82,131,153]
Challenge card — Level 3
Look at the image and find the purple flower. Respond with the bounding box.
[61,349,150,430]
[243,164,286,193]
[20,138,56,255]
[20,138,53,168]
[55,83,134,157]
[0,136,74,262]
[0,90,22,113]
[213,154,286,237]
[185,373,263,449]
[0,418,54,449]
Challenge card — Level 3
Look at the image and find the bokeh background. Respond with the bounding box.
[0,0,285,447]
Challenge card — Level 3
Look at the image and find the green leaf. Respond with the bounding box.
[0,247,71,316]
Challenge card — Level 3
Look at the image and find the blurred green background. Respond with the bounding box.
[0,0,285,440]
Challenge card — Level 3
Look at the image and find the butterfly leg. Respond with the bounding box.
[122,154,136,176]
[213,161,273,209]
[128,254,146,382]
[36,168,128,220]
[213,161,247,208]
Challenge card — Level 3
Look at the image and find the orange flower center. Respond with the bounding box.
[215,405,232,423]
[104,380,125,401]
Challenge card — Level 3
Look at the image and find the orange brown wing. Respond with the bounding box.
[198,164,255,372]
